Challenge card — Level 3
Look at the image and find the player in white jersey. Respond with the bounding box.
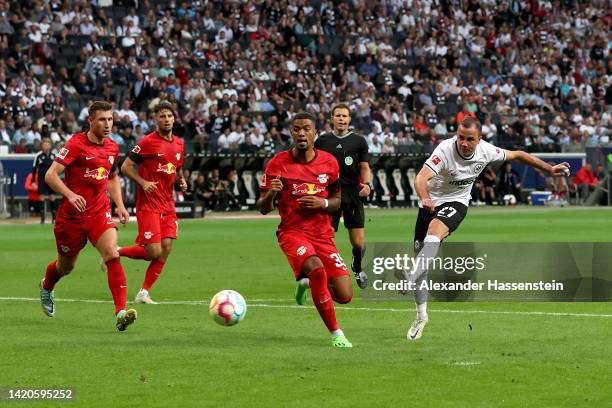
[406,117,571,340]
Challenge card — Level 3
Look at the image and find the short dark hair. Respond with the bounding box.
[290,112,317,126]
[88,100,113,118]
[331,103,351,117]
[459,116,481,133]
[153,100,174,115]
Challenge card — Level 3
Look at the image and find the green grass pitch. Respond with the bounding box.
[1,207,611,407]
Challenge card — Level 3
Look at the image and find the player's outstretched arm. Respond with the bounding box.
[415,166,436,212]
[45,161,86,212]
[505,150,571,176]
[121,157,158,193]
[107,171,130,224]
[257,177,282,215]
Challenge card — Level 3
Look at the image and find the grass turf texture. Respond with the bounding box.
[1,207,610,407]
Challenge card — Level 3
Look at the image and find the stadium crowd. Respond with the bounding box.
[0,0,610,157]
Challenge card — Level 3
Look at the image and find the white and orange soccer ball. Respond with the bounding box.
[209,290,247,326]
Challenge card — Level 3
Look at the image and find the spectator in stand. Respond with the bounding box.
[497,162,522,203]
[573,163,598,201]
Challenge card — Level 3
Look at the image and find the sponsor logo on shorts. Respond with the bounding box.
[144,231,152,239]
[296,246,307,256]
[60,245,70,253]
[291,183,325,196]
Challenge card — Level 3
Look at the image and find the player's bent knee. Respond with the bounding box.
[334,295,352,304]
[146,246,163,260]
[302,256,324,276]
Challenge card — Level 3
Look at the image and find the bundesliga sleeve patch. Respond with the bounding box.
[431,155,441,165]
[57,147,69,160]
[132,145,141,154]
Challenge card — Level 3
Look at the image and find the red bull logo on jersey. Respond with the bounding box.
[292,182,325,196]
[157,162,176,174]
[84,167,110,181]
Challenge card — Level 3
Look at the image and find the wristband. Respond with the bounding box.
[365,182,373,189]
[323,198,329,208]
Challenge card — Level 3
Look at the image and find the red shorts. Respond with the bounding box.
[277,230,349,281]
[135,211,178,245]
[54,209,117,257]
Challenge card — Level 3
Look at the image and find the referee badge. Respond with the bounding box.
[344,156,353,166]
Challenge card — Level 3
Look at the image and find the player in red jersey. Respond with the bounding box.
[257,112,353,348]
[116,101,187,304]
[38,101,136,332]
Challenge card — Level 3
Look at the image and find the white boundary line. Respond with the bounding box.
[2,297,611,318]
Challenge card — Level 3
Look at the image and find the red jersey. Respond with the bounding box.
[261,149,339,238]
[54,132,119,219]
[128,131,185,214]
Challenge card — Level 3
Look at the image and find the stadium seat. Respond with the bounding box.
[392,168,405,201]
[241,171,257,205]
[376,170,391,202]
[406,168,419,206]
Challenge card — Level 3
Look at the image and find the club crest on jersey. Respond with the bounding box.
[431,155,441,165]
[58,147,69,160]
[176,153,181,161]
[84,167,110,181]
[344,156,353,166]
[317,174,329,184]
[296,246,307,256]
[157,162,176,174]
[144,231,152,239]
[292,182,325,196]
[472,162,485,173]
[132,145,141,154]
[60,245,70,253]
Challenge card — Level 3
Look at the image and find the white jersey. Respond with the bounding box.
[422,137,506,206]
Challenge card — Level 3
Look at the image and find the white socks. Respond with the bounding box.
[417,302,428,320]
[331,329,344,337]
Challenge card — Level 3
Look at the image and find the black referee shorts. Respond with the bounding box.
[332,191,365,231]
[37,179,55,196]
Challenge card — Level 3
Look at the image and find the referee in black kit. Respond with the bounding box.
[315,104,371,289]
[32,138,57,224]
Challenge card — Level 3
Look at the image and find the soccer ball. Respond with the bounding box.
[209,290,247,326]
[503,194,517,206]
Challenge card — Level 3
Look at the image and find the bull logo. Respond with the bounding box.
[292,183,325,196]
[157,162,176,174]
[84,167,110,181]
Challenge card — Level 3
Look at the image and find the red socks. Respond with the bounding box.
[42,260,61,291]
[118,245,150,260]
[308,267,339,332]
[141,259,166,291]
[105,258,127,315]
